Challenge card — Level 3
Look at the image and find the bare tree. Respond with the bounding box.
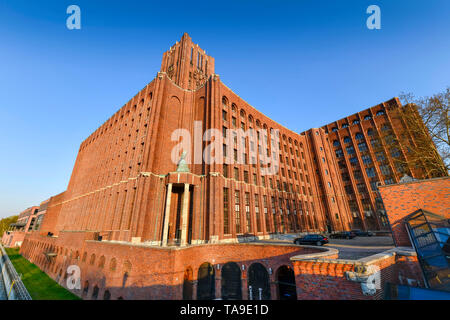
[393,88,449,177]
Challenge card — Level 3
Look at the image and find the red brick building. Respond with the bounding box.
[17,34,443,300]
[1,199,48,247]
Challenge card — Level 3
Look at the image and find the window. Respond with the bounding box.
[234,167,239,180]
[342,123,349,128]
[353,119,360,125]
[376,110,385,116]
[376,151,386,162]
[224,188,229,234]
[370,181,379,191]
[255,194,261,232]
[333,140,340,147]
[364,115,372,120]
[245,193,252,233]
[381,124,391,132]
[332,127,338,132]
[353,170,362,180]
[355,133,364,140]
[222,110,227,121]
[385,178,394,185]
[349,157,358,166]
[380,164,391,176]
[396,163,406,173]
[391,148,401,158]
[345,185,353,194]
[343,136,351,144]
[384,134,395,145]
[361,154,372,165]
[366,167,376,178]
[367,129,375,136]
[357,183,367,193]
[235,190,241,233]
[346,146,355,155]
[244,171,249,183]
[371,139,380,148]
[358,142,368,152]
[335,149,344,158]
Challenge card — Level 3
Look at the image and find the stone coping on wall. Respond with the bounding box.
[290,246,416,266]
[84,239,328,253]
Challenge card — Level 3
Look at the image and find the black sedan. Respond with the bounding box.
[351,229,375,237]
[330,231,356,239]
[293,234,329,246]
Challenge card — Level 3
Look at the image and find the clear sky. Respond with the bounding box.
[0,0,449,218]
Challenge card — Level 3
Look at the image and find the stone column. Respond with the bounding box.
[162,183,173,246]
[180,183,190,246]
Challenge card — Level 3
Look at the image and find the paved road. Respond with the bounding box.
[257,235,395,260]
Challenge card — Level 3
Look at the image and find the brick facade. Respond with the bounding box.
[379,176,450,247]
[16,33,441,300]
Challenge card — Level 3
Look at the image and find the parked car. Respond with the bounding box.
[330,231,356,239]
[351,229,375,237]
[293,234,329,246]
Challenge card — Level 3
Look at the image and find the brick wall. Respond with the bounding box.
[379,177,450,247]
[20,232,329,300]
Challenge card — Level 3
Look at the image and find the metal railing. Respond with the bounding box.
[0,245,32,300]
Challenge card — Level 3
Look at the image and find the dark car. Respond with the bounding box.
[330,231,356,239]
[293,234,329,246]
[351,229,375,237]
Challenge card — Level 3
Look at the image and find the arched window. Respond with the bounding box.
[221,262,242,300]
[333,140,340,147]
[83,281,89,296]
[364,115,372,120]
[110,258,117,271]
[341,123,349,129]
[355,133,364,140]
[353,119,360,125]
[92,286,99,300]
[343,136,351,144]
[276,266,297,300]
[103,290,111,300]
[222,96,229,107]
[247,263,271,300]
[197,262,215,300]
[231,104,237,113]
[376,110,385,116]
[89,254,96,265]
[98,256,105,269]
[331,127,338,132]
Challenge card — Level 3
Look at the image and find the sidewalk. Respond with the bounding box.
[0,269,7,300]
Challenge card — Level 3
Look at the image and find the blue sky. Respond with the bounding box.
[0,0,449,218]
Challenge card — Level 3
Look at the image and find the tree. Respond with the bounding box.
[391,88,449,178]
[0,215,18,236]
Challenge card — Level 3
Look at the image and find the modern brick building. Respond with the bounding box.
[1,199,48,247]
[17,34,445,300]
